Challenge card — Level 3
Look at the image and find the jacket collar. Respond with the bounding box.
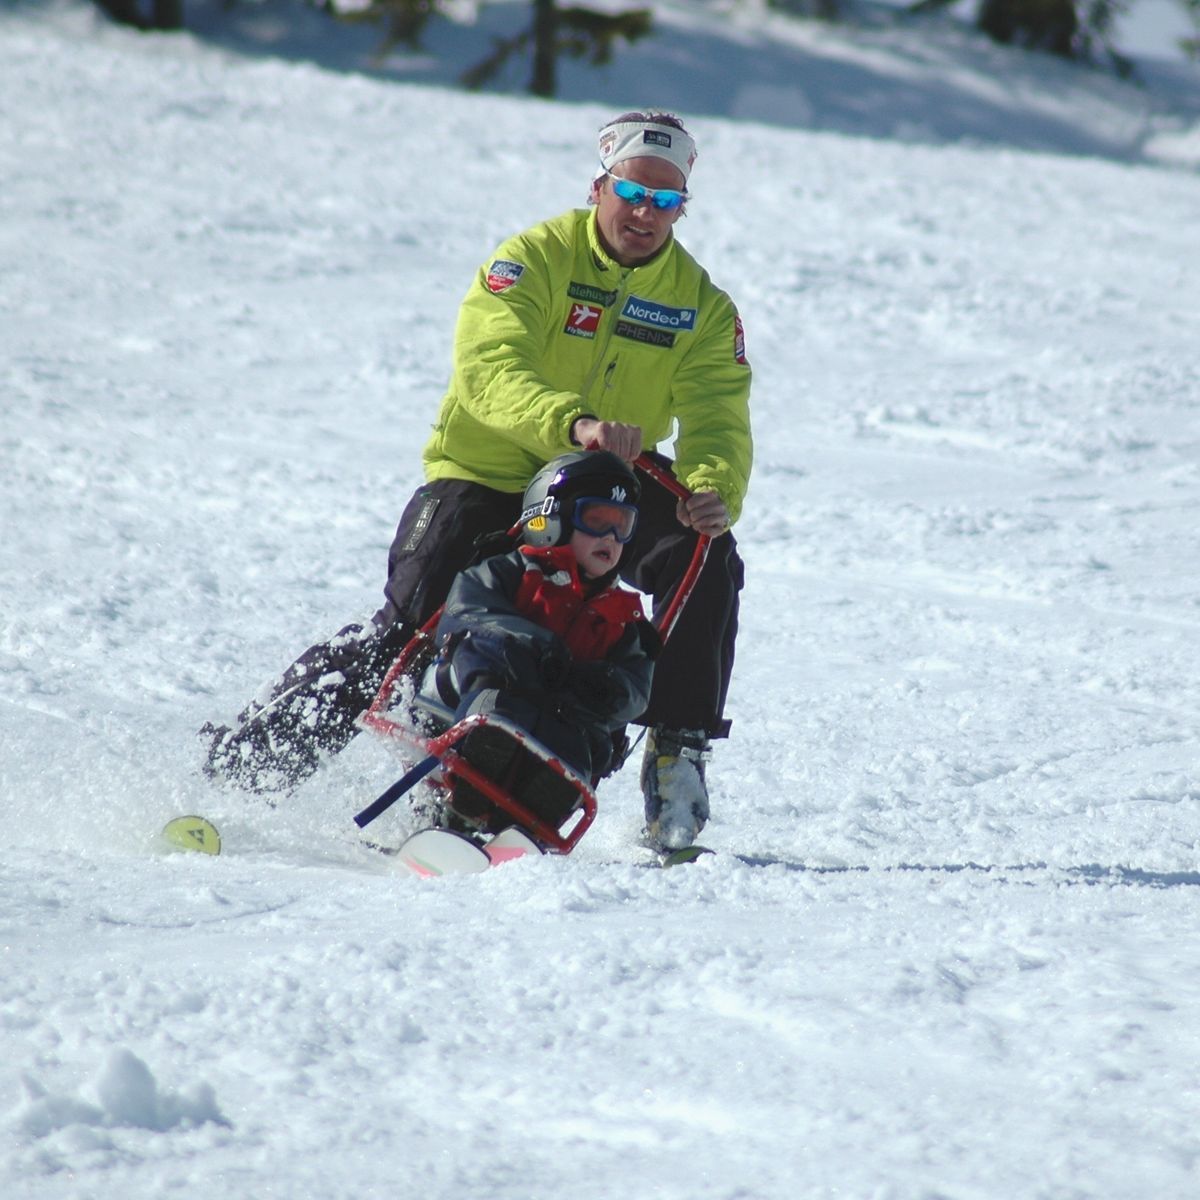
[519,542,619,596]
[520,543,582,584]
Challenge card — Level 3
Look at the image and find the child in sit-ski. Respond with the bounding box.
[415,450,658,834]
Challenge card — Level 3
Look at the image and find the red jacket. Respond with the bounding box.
[515,545,644,662]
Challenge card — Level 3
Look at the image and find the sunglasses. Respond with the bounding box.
[572,497,639,543]
[604,171,689,212]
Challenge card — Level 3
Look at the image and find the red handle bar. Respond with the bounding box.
[632,454,711,644]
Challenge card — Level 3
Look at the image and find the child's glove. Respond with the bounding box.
[537,638,572,690]
[566,662,619,712]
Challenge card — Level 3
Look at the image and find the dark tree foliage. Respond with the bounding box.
[463,1,653,96]
[87,0,1200,75]
[335,0,439,50]
[334,0,652,96]
[93,0,184,29]
[978,0,1079,55]
[911,0,1144,72]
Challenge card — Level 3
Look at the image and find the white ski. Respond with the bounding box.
[393,826,545,877]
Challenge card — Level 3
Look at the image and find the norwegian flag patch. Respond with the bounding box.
[485,259,525,294]
[734,314,748,365]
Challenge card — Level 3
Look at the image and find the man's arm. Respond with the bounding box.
[667,293,753,526]
[450,227,595,461]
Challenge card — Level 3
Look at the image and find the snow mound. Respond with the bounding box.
[18,1049,229,1138]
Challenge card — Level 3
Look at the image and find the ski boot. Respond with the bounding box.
[641,726,711,851]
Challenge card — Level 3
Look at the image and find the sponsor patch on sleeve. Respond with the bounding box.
[484,259,526,294]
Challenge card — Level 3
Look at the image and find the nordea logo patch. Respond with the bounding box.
[620,295,697,331]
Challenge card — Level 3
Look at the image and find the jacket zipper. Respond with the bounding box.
[581,272,631,412]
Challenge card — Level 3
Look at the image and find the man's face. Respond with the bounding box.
[593,157,686,267]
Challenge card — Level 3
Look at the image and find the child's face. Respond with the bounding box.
[569,528,623,580]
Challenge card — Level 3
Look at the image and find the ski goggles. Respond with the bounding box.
[604,171,689,212]
[571,497,639,543]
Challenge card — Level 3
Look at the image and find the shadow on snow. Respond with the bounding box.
[170,0,1200,163]
[730,855,1200,888]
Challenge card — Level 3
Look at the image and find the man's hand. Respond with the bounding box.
[677,490,730,537]
[571,417,643,462]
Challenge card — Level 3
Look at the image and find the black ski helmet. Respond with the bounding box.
[518,450,641,548]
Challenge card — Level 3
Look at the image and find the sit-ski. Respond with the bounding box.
[353,454,711,877]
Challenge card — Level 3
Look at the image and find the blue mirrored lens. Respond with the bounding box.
[611,177,686,211]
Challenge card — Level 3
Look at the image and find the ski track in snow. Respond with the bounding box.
[4,3,1200,1197]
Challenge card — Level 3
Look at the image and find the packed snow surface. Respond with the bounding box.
[4,2,1200,1197]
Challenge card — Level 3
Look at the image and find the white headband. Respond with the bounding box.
[597,120,697,185]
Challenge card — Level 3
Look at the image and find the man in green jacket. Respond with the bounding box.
[204,110,753,852]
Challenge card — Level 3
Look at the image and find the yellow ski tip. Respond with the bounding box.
[162,815,222,856]
[659,845,714,868]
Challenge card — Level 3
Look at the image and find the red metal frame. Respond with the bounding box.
[359,455,713,853]
[635,454,712,640]
[361,706,598,853]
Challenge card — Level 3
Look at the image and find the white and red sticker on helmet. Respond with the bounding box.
[733,313,748,365]
[484,259,525,294]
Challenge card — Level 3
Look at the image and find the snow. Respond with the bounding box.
[4,1,1200,1196]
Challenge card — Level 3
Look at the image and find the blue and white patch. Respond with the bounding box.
[620,295,697,332]
[485,259,525,294]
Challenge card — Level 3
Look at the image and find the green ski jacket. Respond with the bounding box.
[422,207,753,523]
